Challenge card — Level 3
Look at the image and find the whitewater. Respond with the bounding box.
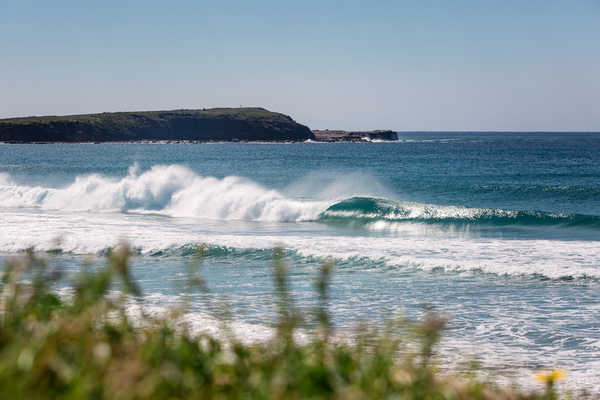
[1,134,599,393]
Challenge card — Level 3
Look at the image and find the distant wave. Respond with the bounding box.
[1,165,599,231]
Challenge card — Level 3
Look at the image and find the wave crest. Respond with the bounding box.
[320,197,600,230]
[0,166,328,222]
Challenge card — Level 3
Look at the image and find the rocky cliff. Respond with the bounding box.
[0,108,315,143]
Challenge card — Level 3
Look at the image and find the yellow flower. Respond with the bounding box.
[534,369,566,383]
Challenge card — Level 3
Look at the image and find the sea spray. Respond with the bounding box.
[0,166,330,222]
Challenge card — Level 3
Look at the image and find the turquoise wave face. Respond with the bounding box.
[318,197,600,230]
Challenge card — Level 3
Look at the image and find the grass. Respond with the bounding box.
[0,108,295,126]
[0,245,567,400]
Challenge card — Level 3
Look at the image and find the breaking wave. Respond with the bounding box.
[1,165,599,231]
[0,165,327,222]
[320,197,600,230]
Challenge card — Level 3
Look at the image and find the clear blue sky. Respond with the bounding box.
[1,0,599,131]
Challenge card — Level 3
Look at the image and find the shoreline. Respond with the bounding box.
[0,138,398,144]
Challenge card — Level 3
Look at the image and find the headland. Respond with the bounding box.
[0,108,398,143]
[0,108,314,143]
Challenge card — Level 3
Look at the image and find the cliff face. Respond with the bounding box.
[0,108,315,143]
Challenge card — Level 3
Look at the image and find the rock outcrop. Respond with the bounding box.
[311,130,397,142]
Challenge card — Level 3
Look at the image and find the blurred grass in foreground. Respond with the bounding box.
[0,244,568,400]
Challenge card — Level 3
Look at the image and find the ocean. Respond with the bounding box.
[1,132,599,392]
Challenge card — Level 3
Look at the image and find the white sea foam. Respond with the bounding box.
[0,173,12,186]
[132,295,600,395]
[0,167,329,222]
[0,206,598,279]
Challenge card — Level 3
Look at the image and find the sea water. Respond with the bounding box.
[1,133,599,392]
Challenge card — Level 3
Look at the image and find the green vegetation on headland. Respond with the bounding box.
[0,245,568,400]
[0,108,315,143]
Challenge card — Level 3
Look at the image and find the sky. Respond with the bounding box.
[1,0,599,131]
